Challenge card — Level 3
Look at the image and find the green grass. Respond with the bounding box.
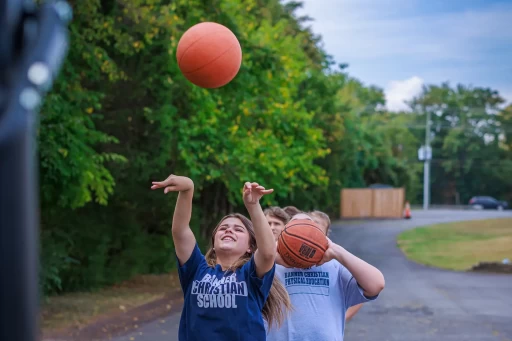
[397,218,512,271]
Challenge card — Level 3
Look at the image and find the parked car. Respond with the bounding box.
[469,196,509,210]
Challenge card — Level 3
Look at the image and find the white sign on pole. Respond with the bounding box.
[418,146,432,161]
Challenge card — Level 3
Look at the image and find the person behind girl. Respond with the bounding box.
[309,210,332,236]
[268,212,385,341]
[282,205,301,217]
[308,210,364,322]
[151,175,291,340]
[264,206,290,241]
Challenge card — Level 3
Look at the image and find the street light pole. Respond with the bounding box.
[423,109,431,210]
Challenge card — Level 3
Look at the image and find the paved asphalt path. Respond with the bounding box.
[113,210,512,341]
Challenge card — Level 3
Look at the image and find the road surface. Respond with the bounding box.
[113,209,512,341]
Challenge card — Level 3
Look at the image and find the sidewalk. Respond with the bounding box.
[41,274,183,341]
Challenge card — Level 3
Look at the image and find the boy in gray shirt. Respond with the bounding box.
[266,213,383,341]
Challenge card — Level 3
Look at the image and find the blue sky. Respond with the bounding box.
[296,0,512,110]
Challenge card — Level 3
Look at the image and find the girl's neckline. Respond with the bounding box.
[215,264,235,276]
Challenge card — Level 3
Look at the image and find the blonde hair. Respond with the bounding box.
[204,213,292,329]
[309,210,331,235]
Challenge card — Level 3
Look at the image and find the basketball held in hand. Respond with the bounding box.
[277,219,329,268]
[176,22,242,88]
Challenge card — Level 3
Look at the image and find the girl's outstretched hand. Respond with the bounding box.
[242,182,273,206]
[151,174,193,194]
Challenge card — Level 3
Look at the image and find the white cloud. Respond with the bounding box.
[500,89,512,107]
[385,76,424,112]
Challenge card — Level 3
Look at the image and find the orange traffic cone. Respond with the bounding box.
[404,201,411,219]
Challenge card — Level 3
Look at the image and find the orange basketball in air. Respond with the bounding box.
[176,22,242,88]
[277,219,329,268]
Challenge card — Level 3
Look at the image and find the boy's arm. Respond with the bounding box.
[319,239,385,297]
[346,303,363,321]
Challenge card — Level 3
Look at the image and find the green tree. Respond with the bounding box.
[409,83,512,204]
[39,0,330,294]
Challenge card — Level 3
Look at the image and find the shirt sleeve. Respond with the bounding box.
[176,244,206,292]
[242,256,276,305]
[339,264,378,308]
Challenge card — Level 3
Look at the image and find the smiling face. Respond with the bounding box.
[213,217,251,255]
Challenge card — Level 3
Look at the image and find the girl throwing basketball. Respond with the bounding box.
[151,175,291,340]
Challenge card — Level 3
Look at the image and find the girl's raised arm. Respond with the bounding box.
[151,174,196,265]
[243,182,276,278]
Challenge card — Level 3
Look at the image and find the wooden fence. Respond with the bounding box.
[340,188,405,218]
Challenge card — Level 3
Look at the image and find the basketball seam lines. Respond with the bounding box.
[279,239,304,266]
[277,242,291,266]
[280,238,316,266]
[178,28,225,67]
[283,230,327,252]
[182,43,238,75]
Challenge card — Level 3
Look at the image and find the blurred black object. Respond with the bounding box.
[0,1,71,340]
[368,183,394,189]
[469,196,509,210]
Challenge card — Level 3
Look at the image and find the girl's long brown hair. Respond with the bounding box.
[204,213,292,330]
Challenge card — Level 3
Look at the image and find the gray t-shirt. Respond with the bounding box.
[265,260,377,341]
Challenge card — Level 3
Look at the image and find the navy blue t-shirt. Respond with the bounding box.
[177,244,275,341]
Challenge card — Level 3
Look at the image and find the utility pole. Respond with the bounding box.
[423,110,431,210]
